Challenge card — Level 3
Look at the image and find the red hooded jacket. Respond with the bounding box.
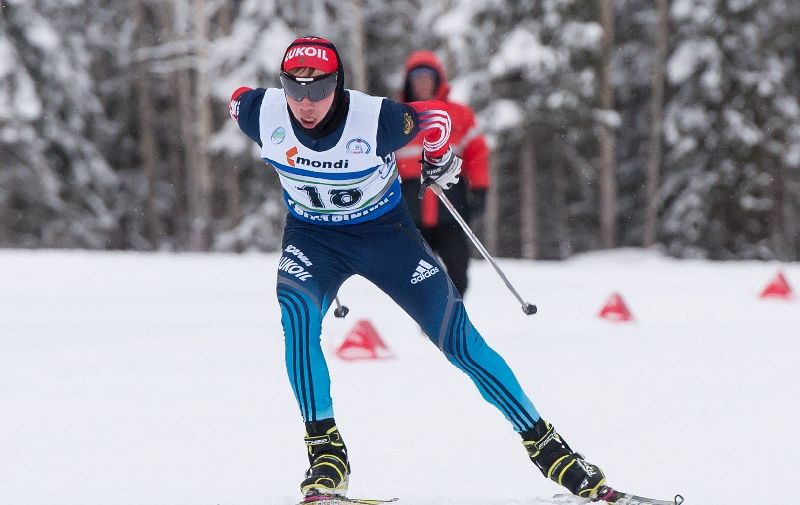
[397,51,490,227]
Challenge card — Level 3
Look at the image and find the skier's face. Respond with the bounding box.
[285,68,336,129]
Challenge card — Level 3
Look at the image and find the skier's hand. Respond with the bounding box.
[229,86,252,122]
[419,147,462,198]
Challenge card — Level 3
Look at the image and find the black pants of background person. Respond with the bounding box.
[420,223,470,296]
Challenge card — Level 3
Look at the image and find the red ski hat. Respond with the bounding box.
[282,36,339,74]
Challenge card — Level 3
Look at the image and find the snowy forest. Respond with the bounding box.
[2,0,799,260]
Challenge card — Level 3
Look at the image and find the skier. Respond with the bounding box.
[229,36,606,501]
[396,50,490,297]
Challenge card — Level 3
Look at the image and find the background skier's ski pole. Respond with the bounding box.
[429,183,537,315]
[333,296,349,318]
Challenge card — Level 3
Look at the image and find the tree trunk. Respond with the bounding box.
[786,170,799,260]
[176,67,195,249]
[187,0,212,251]
[0,173,9,246]
[598,0,617,249]
[644,0,668,248]
[554,152,570,259]
[349,0,367,91]
[519,132,538,259]
[172,0,200,250]
[218,1,241,233]
[158,2,189,250]
[133,1,162,249]
[217,0,233,34]
[771,161,788,260]
[310,0,328,35]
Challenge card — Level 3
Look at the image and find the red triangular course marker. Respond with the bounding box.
[336,319,394,360]
[598,292,634,322]
[759,271,793,300]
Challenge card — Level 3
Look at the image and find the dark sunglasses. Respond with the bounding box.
[280,71,338,102]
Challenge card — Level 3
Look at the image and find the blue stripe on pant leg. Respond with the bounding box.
[279,290,315,419]
[452,307,530,430]
[278,284,333,422]
[444,304,524,430]
[444,303,540,431]
[459,314,539,430]
[278,290,310,419]
[277,291,304,416]
[278,287,323,421]
[447,306,528,431]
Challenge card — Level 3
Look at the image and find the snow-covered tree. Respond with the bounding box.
[1,0,121,248]
[661,0,800,259]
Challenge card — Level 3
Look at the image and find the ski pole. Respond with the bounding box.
[333,296,349,318]
[428,183,537,315]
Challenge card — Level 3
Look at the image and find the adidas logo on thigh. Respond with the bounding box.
[411,259,440,284]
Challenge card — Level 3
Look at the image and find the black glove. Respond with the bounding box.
[418,147,463,198]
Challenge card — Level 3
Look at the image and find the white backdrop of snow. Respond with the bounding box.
[0,249,798,505]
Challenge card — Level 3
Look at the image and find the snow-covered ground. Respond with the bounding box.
[1,249,797,505]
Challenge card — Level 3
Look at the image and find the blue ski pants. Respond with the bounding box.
[276,201,540,432]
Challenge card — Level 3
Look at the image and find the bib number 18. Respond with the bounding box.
[297,186,363,209]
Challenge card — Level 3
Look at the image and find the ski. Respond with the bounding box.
[296,495,399,505]
[294,486,682,505]
[598,486,684,505]
[555,487,683,505]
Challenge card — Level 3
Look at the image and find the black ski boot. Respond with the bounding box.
[521,418,606,499]
[300,418,351,497]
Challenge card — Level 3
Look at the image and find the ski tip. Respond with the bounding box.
[596,486,617,502]
[674,495,684,505]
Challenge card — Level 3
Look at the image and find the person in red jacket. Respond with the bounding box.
[396,50,490,297]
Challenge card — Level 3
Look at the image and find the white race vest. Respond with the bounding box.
[259,89,401,226]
